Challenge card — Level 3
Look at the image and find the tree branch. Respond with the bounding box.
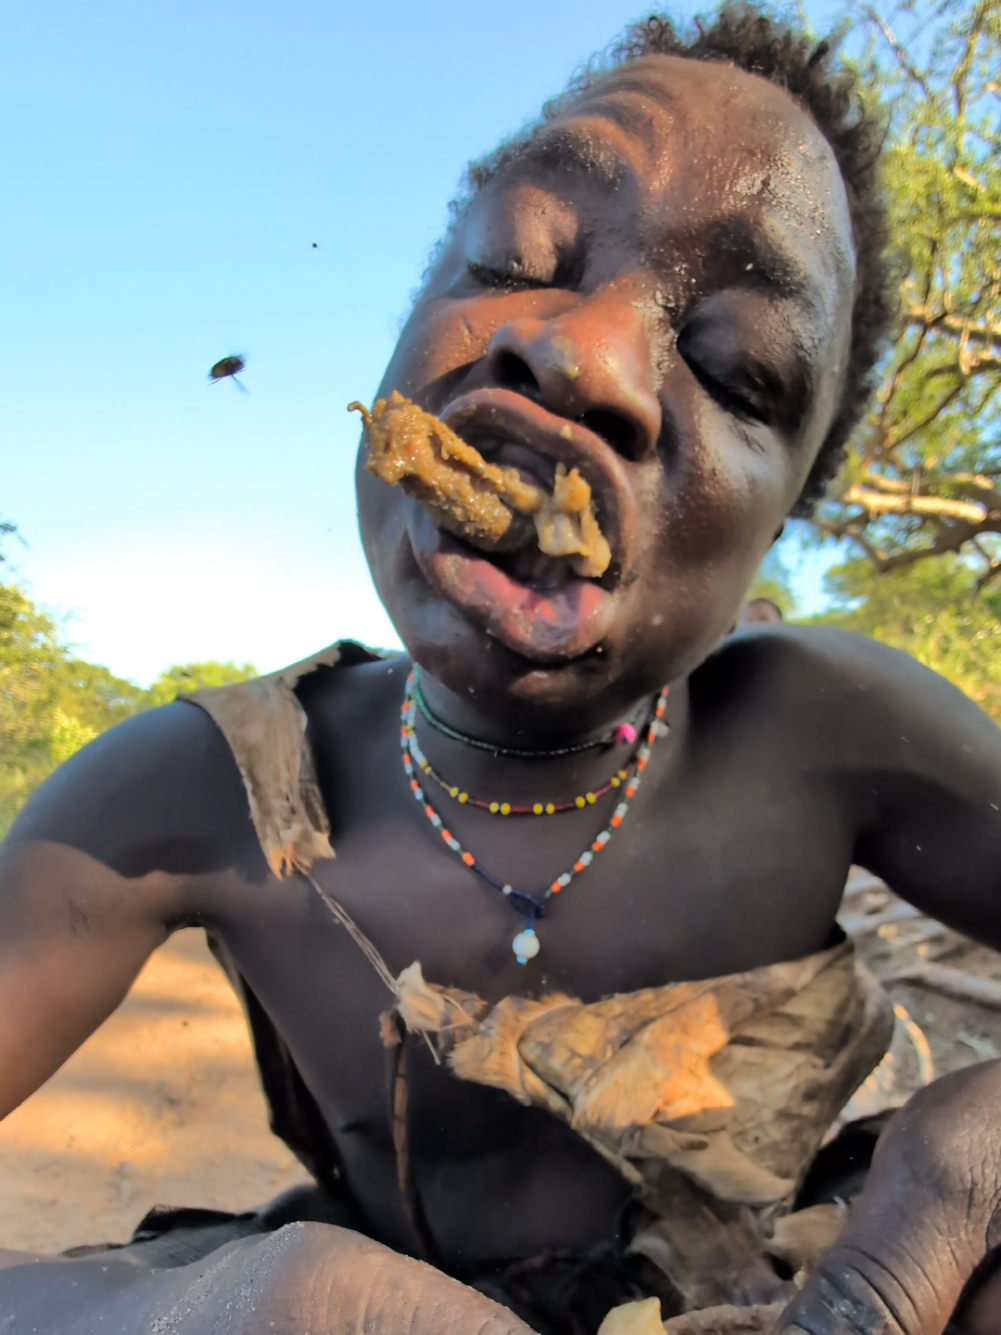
[859,471,913,495]
[906,306,1001,352]
[863,5,933,99]
[951,0,992,125]
[862,522,993,573]
[890,381,966,452]
[974,561,1001,593]
[828,2,1001,585]
[953,165,984,192]
[952,475,1001,512]
[842,485,991,524]
[964,352,1001,375]
[817,508,1001,573]
[812,517,890,568]
[879,324,929,422]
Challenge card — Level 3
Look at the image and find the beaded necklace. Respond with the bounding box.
[413,673,644,759]
[408,724,635,816]
[400,671,670,964]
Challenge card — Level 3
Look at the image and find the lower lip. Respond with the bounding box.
[407,507,615,662]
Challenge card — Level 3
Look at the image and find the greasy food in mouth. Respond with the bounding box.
[350,392,612,579]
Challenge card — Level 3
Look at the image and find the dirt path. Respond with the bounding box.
[0,929,308,1255]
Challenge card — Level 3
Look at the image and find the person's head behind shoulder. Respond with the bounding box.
[738,597,785,627]
[357,3,892,726]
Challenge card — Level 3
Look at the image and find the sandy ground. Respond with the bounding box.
[2,879,1000,1258]
[843,871,1001,1094]
[0,929,309,1255]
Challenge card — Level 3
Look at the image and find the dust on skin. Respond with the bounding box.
[352,392,612,579]
[360,55,856,689]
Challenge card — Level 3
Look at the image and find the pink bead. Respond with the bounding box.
[615,722,637,746]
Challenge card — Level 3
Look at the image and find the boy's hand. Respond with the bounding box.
[0,1223,536,1334]
[778,1062,1001,1335]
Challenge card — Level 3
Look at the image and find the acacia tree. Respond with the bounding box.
[816,0,1001,587]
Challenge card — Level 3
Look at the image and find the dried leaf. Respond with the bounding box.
[597,1297,665,1335]
[634,1126,793,1206]
[765,1203,846,1274]
[395,962,457,1034]
[450,994,577,1107]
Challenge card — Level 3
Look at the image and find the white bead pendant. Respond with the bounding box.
[512,927,540,965]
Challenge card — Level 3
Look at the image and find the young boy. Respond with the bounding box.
[1,8,999,1334]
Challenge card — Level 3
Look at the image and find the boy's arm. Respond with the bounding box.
[765,626,1001,942]
[837,632,1001,943]
[779,1060,1001,1335]
[771,632,1000,1333]
[0,700,253,1120]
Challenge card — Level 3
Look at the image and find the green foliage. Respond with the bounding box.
[806,0,1000,719]
[811,556,1001,718]
[0,583,147,833]
[747,548,797,616]
[0,577,257,836]
[147,660,257,708]
[819,0,1001,586]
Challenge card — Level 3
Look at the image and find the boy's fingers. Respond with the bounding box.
[780,1062,1001,1335]
[778,1240,951,1335]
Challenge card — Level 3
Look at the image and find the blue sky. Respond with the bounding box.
[2,0,843,684]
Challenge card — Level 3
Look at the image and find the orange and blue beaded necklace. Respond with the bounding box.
[400,670,670,964]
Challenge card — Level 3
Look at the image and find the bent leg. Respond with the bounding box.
[0,1223,533,1335]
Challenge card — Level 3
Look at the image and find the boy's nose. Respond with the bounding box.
[485,295,662,462]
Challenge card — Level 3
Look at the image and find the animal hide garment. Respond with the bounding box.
[387,943,891,1311]
[187,654,896,1329]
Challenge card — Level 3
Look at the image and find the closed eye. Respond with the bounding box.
[688,361,773,425]
[467,261,552,291]
[677,325,779,427]
[467,253,584,293]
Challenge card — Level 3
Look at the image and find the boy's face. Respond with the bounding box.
[358,54,856,713]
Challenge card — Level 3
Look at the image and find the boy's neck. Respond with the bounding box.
[412,667,681,802]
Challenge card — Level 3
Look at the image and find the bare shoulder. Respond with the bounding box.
[295,649,411,772]
[702,624,996,735]
[5,697,261,881]
[696,626,1001,837]
[295,648,409,722]
[6,646,411,881]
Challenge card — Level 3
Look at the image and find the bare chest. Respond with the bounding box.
[210,727,853,1256]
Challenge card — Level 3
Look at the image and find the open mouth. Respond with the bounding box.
[406,388,635,662]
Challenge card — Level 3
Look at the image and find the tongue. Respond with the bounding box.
[495,544,574,591]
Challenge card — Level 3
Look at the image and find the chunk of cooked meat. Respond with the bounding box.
[350,392,611,579]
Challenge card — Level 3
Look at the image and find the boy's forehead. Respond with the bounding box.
[491,53,856,293]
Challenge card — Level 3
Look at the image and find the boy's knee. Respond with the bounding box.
[246,1222,532,1334]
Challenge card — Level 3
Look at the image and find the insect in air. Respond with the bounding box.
[208,355,248,393]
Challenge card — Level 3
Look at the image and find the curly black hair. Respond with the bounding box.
[455,3,895,514]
